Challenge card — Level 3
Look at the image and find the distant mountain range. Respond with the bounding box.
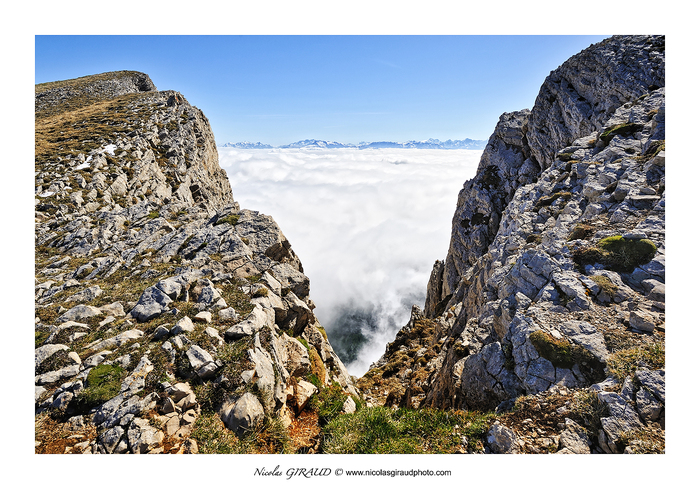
[220,138,487,150]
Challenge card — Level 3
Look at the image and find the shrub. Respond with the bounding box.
[596,236,657,272]
[570,390,609,439]
[526,233,542,244]
[252,286,269,298]
[529,330,605,381]
[307,345,326,386]
[191,412,249,453]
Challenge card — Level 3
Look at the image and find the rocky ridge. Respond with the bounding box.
[34,71,357,454]
[361,35,666,454]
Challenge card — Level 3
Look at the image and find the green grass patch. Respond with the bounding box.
[529,330,603,374]
[600,123,644,144]
[215,214,240,227]
[320,406,495,454]
[570,389,609,440]
[75,364,126,408]
[529,330,576,369]
[309,382,347,426]
[573,235,657,273]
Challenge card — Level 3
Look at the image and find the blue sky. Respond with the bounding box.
[35,35,609,146]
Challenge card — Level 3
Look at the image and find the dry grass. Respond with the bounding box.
[35,412,97,454]
[35,92,148,167]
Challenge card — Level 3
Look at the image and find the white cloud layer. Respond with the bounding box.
[219,148,481,376]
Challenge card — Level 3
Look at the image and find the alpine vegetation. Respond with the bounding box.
[35,34,665,455]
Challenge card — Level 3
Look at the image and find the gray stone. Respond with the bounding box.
[35,343,69,370]
[194,311,212,323]
[171,316,195,335]
[597,391,643,452]
[294,380,318,412]
[99,426,125,454]
[221,392,265,435]
[130,285,173,322]
[120,355,153,394]
[629,308,656,332]
[487,422,520,454]
[635,369,665,403]
[557,419,590,454]
[195,280,227,310]
[185,345,216,379]
[636,386,663,423]
[35,364,80,385]
[57,304,103,323]
[100,302,125,317]
[648,284,665,302]
[65,285,103,303]
[558,320,608,363]
[152,324,170,341]
[342,395,356,414]
[276,334,311,377]
[225,304,273,340]
[127,417,165,453]
[88,329,144,352]
[166,382,194,403]
[218,307,239,321]
[84,350,112,368]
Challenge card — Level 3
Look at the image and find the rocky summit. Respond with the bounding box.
[360,35,666,454]
[34,70,356,454]
[35,34,666,455]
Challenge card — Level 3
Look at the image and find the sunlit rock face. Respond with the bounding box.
[34,71,356,454]
[366,36,665,454]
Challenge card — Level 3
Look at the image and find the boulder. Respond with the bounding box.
[220,392,265,435]
[35,344,69,370]
[57,304,103,323]
[487,421,520,454]
[170,316,195,335]
[185,345,217,379]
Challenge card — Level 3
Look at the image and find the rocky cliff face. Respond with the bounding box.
[362,35,665,454]
[35,71,357,454]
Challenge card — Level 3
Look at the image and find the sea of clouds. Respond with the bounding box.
[219,148,482,377]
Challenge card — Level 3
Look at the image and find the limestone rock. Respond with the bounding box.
[221,392,265,435]
[57,304,103,323]
[487,422,521,454]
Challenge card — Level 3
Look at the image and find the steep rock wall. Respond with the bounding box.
[35,72,356,455]
[427,35,665,316]
[364,35,666,454]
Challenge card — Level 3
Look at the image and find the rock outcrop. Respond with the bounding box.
[362,35,665,454]
[35,71,356,454]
